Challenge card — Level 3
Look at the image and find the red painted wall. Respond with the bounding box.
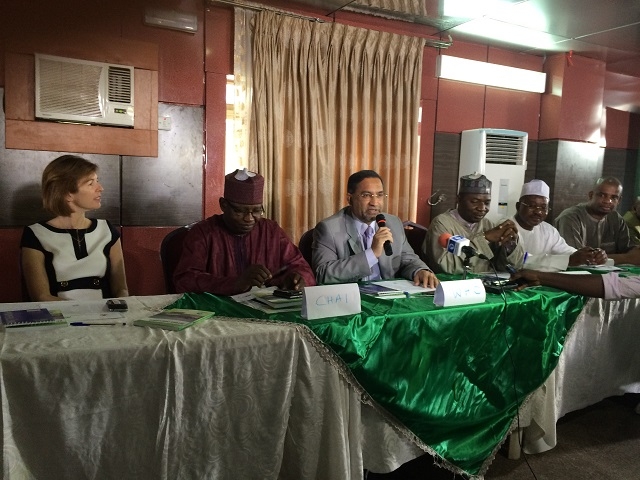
[417,47,438,226]
[121,1,205,106]
[434,41,543,139]
[605,107,640,150]
[605,71,640,115]
[541,53,606,142]
[604,71,640,149]
[539,54,565,141]
[204,6,233,219]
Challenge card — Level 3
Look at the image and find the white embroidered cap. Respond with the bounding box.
[520,179,550,200]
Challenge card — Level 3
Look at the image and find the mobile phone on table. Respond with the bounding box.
[482,279,520,294]
[273,289,303,299]
[106,299,128,311]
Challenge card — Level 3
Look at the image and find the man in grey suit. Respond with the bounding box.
[312,170,439,287]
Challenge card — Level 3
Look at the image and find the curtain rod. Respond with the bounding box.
[210,0,325,23]
[209,0,452,49]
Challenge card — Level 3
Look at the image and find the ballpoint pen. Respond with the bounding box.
[263,264,291,288]
[272,264,290,276]
[70,322,127,326]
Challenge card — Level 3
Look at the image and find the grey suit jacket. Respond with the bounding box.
[312,207,430,284]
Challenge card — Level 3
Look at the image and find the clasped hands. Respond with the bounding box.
[484,220,519,246]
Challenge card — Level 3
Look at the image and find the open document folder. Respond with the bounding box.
[359,279,436,298]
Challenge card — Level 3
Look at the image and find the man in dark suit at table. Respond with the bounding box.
[312,170,438,287]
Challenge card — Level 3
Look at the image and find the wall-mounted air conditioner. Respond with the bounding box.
[35,54,134,128]
[458,128,528,221]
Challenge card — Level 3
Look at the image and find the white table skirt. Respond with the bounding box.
[521,296,640,454]
[0,296,423,480]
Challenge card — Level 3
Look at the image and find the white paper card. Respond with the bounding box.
[302,284,361,320]
[524,253,570,272]
[434,279,486,307]
[371,279,436,294]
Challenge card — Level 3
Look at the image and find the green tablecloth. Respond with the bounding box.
[168,284,585,477]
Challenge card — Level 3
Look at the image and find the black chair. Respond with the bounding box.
[19,249,31,302]
[402,221,428,263]
[298,228,314,267]
[160,223,196,294]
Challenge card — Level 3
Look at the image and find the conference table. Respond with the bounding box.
[0,295,422,480]
[518,295,640,455]
[0,283,638,479]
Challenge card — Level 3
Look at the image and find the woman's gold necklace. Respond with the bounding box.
[67,220,86,246]
[67,228,84,246]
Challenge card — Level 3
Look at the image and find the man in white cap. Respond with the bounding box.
[514,179,606,269]
[174,168,315,295]
[424,173,525,274]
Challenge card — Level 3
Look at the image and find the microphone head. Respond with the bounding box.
[375,214,386,227]
[438,232,453,248]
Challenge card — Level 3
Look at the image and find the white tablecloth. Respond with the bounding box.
[521,296,640,454]
[0,296,423,480]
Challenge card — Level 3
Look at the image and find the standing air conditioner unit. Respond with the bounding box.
[458,128,528,221]
[35,54,134,128]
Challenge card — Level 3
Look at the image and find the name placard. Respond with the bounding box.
[301,284,361,320]
[434,279,486,307]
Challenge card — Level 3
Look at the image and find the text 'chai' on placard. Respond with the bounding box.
[301,283,361,320]
[434,279,486,307]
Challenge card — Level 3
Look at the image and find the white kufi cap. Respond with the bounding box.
[520,179,550,200]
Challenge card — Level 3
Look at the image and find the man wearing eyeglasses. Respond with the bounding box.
[554,177,640,265]
[312,170,439,287]
[513,179,605,269]
[173,169,315,295]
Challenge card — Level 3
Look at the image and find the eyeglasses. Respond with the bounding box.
[226,201,265,218]
[520,202,550,213]
[358,192,388,200]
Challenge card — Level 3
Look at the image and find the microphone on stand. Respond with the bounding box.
[437,233,489,260]
[375,214,393,256]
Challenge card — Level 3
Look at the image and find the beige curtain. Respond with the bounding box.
[349,0,428,17]
[229,7,256,172]
[250,11,424,243]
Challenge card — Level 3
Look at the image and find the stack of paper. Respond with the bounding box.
[232,287,302,314]
[359,279,435,298]
[133,309,215,331]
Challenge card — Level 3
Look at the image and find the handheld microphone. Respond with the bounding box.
[375,214,393,256]
[438,233,489,260]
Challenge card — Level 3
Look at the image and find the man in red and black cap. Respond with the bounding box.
[174,168,315,295]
